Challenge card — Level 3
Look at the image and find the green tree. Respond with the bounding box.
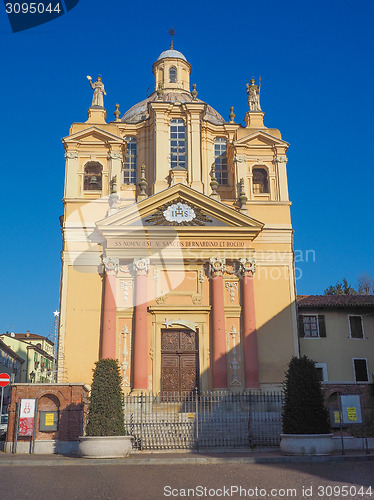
[282,356,330,434]
[85,359,126,436]
[324,277,356,295]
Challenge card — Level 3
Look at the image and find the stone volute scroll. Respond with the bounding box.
[87,75,107,108]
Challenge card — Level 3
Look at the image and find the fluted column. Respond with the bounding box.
[101,257,119,359]
[209,257,227,389]
[133,257,150,391]
[239,257,259,388]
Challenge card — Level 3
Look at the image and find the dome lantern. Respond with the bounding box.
[153,46,192,92]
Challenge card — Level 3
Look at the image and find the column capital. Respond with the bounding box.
[272,155,288,164]
[238,257,256,277]
[107,151,123,160]
[103,257,119,275]
[209,257,226,277]
[65,150,79,160]
[133,257,150,276]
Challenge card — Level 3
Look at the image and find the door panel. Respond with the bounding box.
[161,355,179,393]
[180,331,197,351]
[161,330,199,396]
[180,355,198,394]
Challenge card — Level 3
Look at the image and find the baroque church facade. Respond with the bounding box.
[58,44,298,394]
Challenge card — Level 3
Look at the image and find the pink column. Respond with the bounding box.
[132,258,150,391]
[240,258,260,388]
[101,258,119,359]
[210,258,227,389]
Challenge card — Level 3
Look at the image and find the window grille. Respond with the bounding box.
[170,119,186,169]
[214,138,228,185]
[123,137,137,184]
[169,67,177,83]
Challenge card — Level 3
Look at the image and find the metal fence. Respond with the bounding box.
[123,390,283,450]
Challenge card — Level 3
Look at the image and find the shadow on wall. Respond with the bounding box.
[123,301,299,450]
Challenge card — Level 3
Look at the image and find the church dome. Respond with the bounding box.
[156,49,187,61]
[121,91,226,125]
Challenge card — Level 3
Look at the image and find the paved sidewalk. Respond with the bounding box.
[0,448,372,466]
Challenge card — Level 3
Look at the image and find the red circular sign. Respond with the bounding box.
[0,373,11,387]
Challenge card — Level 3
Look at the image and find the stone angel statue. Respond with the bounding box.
[87,75,107,108]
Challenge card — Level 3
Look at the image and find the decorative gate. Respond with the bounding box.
[124,391,283,450]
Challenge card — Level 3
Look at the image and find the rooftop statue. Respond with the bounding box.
[246,78,261,111]
[87,75,106,108]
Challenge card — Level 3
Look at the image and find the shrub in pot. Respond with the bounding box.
[280,355,333,455]
[78,359,132,458]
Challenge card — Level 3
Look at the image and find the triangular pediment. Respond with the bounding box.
[63,126,125,145]
[96,184,264,241]
[234,130,289,148]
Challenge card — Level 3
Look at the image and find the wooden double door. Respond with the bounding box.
[161,329,199,397]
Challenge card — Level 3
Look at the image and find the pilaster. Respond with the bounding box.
[101,257,119,359]
[132,257,150,392]
[209,257,228,389]
[238,257,259,388]
[149,102,173,193]
[64,150,79,198]
[183,103,205,191]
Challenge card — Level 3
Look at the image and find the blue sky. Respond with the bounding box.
[0,0,373,337]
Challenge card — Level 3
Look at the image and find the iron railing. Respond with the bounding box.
[123,390,283,450]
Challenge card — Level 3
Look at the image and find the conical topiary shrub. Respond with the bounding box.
[282,355,330,434]
[85,359,126,436]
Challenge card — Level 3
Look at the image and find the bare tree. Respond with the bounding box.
[357,273,374,295]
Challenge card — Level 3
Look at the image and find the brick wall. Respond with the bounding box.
[323,383,374,436]
[6,384,89,444]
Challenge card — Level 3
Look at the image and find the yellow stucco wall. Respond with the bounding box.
[62,266,102,383]
[300,310,374,383]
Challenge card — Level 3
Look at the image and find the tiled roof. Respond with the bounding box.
[297,295,374,308]
[13,333,45,340]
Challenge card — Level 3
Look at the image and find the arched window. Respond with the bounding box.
[169,66,177,83]
[170,119,186,169]
[84,162,103,191]
[123,137,137,184]
[252,168,269,194]
[214,138,228,185]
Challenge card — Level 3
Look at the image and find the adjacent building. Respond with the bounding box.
[0,339,23,406]
[58,43,299,393]
[0,332,54,384]
[298,295,374,383]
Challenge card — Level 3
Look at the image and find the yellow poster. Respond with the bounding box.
[333,411,342,424]
[347,407,357,421]
[45,413,55,426]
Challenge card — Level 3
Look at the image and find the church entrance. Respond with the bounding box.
[161,329,199,397]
